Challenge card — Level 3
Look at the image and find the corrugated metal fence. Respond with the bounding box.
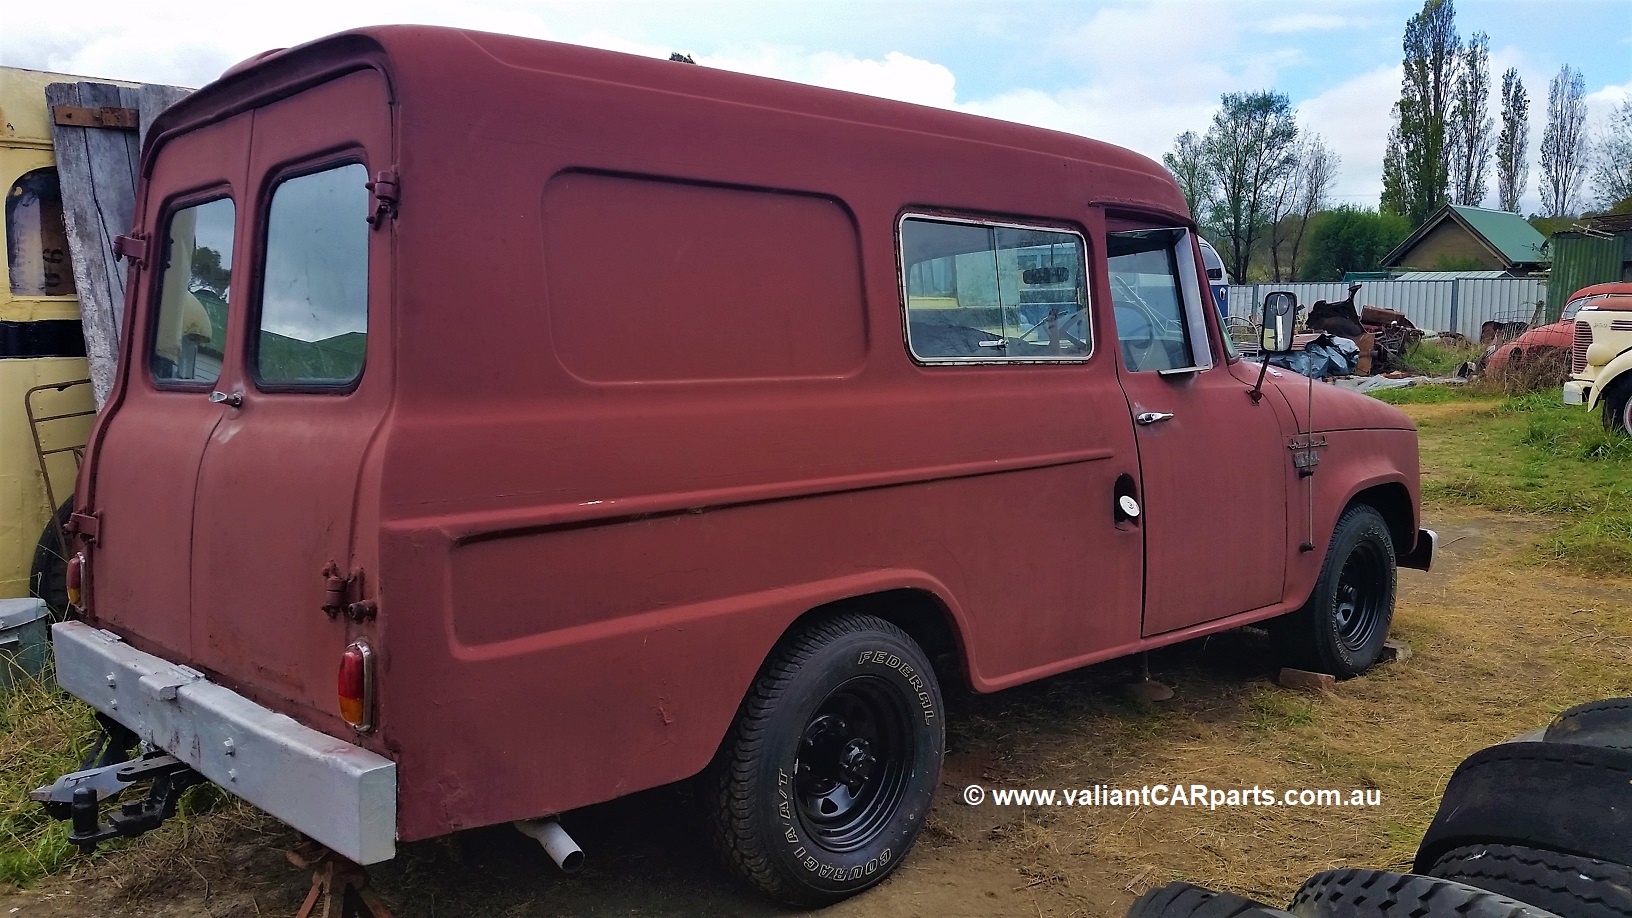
[1225,278,1549,337]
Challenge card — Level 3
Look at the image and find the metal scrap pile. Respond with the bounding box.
[1302,284,1427,376]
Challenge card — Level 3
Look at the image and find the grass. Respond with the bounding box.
[0,664,256,894]
[1394,387,1632,575]
[0,667,97,887]
[1397,338,1483,377]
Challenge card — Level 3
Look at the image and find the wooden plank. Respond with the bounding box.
[47,80,189,407]
[135,84,191,151]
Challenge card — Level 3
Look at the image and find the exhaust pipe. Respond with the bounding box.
[514,818,584,873]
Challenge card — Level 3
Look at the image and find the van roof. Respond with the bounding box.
[144,25,1187,221]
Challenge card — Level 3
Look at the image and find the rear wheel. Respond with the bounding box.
[1604,378,1632,437]
[1272,504,1396,678]
[28,500,74,614]
[707,612,943,905]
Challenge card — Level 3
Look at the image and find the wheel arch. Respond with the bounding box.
[1585,348,1632,412]
[1344,479,1415,555]
[785,587,971,691]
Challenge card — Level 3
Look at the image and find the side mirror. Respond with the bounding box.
[1260,291,1299,353]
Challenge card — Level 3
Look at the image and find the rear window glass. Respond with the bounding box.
[6,168,77,297]
[151,197,234,384]
[256,163,369,387]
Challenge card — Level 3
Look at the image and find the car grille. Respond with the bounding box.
[1573,321,1593,373]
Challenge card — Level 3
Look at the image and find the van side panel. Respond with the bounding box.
[369,40,1153,838]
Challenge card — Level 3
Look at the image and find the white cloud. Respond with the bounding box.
[1260,13,1354,34]
[702,48,957,108]
[1296,65,1400,208]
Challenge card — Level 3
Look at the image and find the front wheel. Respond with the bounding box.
[1272,504,1396,678]
[1603,377,1632,437]
[707,613,944,905]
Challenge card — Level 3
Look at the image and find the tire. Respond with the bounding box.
[706,612,944,905]
[1604,378,1632,437]
[1289,868,1561,917]
[1128,881,1296,917]
[1414,742,1632,873]
[1427,843,1632,918]
[29,499,74,614]
[1272,504,1396,678]
[1544,697,1632,749]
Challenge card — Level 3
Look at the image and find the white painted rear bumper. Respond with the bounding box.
[51,621,396,864]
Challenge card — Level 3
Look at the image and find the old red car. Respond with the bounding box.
[1486,283,1632,373]
[37,26,1432,905]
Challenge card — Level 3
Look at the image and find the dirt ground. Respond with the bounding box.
[3,502,1629,918]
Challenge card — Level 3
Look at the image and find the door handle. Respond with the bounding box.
[208,390,243,407]
[1136,411,1174,425]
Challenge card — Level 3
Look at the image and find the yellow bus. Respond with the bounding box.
[1,67,101,606]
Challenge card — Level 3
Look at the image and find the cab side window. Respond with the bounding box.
[255,163,369,387]
[6,169,76,297]
[1107,228,1210,373]
[150,197,234,384]
[901,216,1090,362]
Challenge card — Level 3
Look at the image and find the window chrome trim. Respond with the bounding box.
[896,211,1094,366]
[1170,229,1214,372]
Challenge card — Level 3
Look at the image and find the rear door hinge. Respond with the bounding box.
[321,562,377,621]
[365,170,398,227]
[65,511,101,544]
[112,233,148,267]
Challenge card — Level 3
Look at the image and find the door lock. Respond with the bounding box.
[1136,411,1174,425]
[1118,495,1141,518]
[208,391,243,407]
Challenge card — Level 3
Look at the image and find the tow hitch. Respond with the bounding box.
[30,744,204,852]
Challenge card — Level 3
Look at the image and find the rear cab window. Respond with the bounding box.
[150,197,235,385]
[255,163,370,388]
[900,215,1091,363]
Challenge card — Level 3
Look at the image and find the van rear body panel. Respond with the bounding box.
[61,26,1424,852]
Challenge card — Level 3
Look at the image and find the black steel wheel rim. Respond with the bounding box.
[1333,540,1386,653]
[793,675,915,853]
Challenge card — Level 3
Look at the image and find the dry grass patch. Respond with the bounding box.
[955,510,1631,907]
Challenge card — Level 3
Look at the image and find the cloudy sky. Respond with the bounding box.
[6,0,1629,215]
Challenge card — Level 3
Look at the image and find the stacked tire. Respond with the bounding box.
[1129,696,1632,918]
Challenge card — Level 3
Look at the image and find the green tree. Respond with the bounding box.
[1201,90,1299,281]
[1539,65,1588,217]
[1591,98,1632,210]
[1266,136,1339,281]
[1162,130,1212,221]
[1448,31,1492,206]
[1495,68,1529,213]
[189,246,231,296]
[1381,0,1461,224]
[1299,206,1412,281]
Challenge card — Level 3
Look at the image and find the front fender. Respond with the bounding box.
[1585,347,1632,411]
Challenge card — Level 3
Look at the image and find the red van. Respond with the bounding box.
[37,26,1432,905]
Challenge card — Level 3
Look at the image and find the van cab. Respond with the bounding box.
[41,27,1432,905]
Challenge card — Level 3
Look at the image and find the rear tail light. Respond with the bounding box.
[65,552,85,607]
[338,641,376,732]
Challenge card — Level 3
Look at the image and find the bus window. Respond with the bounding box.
[6,169,77,297]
